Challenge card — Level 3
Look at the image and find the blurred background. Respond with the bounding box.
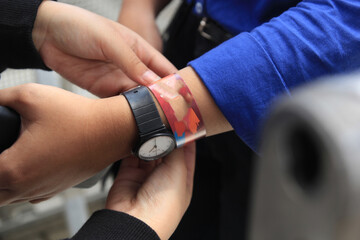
[0,1,180,239]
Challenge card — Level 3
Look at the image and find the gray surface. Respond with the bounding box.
[250,71,360,240]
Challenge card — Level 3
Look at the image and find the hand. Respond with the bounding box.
[118,0,170,51]
[106,143,196,240]
[0,83,137,205]
[33,1,177,97]
[0,68,231,207]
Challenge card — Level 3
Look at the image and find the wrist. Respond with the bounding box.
[32,0,53,51]
[97,91,170,163]
[177,67,233,136]
[93,95,137,164]
[148,74,206,146]
[149,89,170,129]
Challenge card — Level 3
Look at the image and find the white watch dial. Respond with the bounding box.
[138,135,175,160]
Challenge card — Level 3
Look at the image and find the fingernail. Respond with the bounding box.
[142,70,161,85]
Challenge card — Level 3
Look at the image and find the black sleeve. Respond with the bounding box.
[0,0,49,72]
[69,210,160,240]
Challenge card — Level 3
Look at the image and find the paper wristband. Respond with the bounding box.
[148,74,206,147]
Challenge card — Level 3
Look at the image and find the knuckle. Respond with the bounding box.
[0,169,16,190]
[129,55,145,77]
[15,83,40,106]
[130,38,140,55]
[0,158,22,190]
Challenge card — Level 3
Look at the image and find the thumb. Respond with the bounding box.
[159,142,196,196]
[0,85,29,114]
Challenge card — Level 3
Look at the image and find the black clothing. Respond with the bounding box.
[163,2,254,240]
[0,0,48,72]
[70,210,160,240]
[0,1,160,239]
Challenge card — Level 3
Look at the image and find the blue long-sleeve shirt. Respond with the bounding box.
[188,0,360,150]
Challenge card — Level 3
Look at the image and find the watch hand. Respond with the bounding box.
[149,145,156,153]
[149,139,158,153]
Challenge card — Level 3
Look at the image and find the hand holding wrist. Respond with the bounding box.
[106,143,196,240]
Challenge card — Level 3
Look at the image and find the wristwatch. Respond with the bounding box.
[122,86,176,161]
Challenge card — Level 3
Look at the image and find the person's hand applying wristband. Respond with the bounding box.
[72,143,196,240]
[32,0,177,97]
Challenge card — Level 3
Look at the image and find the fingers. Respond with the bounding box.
[115,156,149,183]
[120,155,139,168]
[139,159,157,173]
[105,26,177,85]
[0,189,13,206]
[0,83,50,116]
[163,143,195,172]
[103,36,157,85]
[141,42,178,79]
[10,194,54,205]
[29,196,53,204]
[0,85,25,111]
[120,155,158,173]
[0,148,25,205]
[0,134,51,205]
[0,186,54,206]
[158,143,196,202]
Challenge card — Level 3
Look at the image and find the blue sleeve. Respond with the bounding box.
[189,0,360,150]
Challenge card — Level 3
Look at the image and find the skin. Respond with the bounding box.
[118,0,232,135]
[118,0,171,51]
[0,69,230,206]
[33,0,177,97]
[0,0,232,237]
[106,143,196,240]
[0,84,137,205]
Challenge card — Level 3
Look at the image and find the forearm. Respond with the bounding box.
[106,68,231,158]
[103,67,231,160]
[118,0,171,50]
[94,95,137,165]
[177,67,233,136]
[187,0,360,150]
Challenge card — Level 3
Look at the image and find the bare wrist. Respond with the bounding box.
[95,95,137,163]
[177,67,233,136]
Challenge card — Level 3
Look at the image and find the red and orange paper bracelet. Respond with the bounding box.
[148,74,206,147]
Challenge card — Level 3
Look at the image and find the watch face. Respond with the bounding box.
[138,135,176,160]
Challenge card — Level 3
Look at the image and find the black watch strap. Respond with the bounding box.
[122,86,165,136]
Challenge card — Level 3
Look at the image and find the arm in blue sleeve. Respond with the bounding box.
[189,0,360,150]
